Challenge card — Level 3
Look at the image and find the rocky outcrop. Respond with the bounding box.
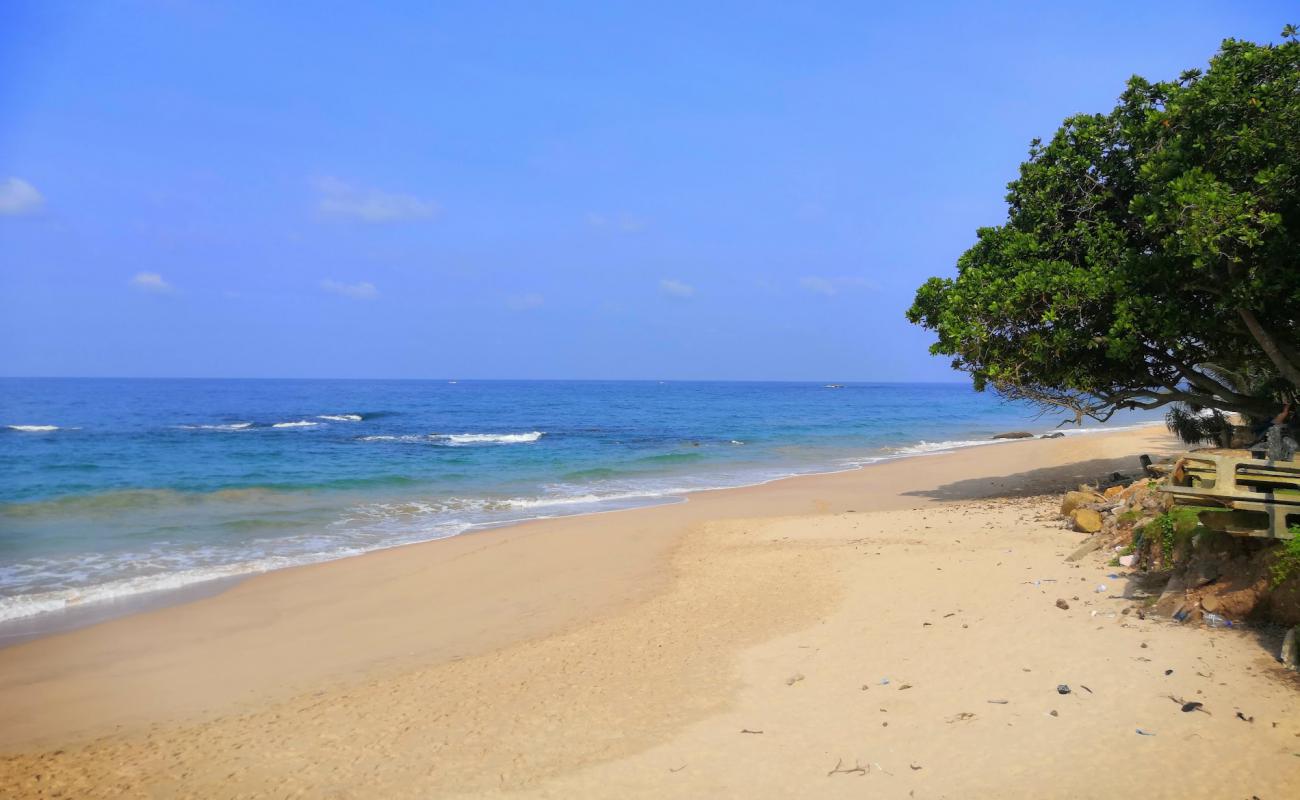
[992,431,1033,439]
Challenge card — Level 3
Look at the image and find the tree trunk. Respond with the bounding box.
[1238,308,1300,389]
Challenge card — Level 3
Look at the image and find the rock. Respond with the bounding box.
[1155,574,1188,617]
[1061,490,1104,516]
[1281,627,1299,671]
[1071,508,1103,533]
[1066,536,1102,562]
[1200,594,1222,613]
[1056,599,1070,610]
[1118,554,1137,568]
[1103,485,1125,500]
[1199,581,1267,619]
[1189,560,1222,588]
[1040,432,1065,439]
[1140,493,1173,513]
[1121,481,1149,503]
[992,431,1033,440]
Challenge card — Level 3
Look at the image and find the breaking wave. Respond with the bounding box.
[437,431,544,445]
[360,431,545,445]
[179,422,253,431]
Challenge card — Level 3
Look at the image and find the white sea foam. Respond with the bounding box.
[272,420,321,428]
[179,422,253,431]
[891,438,1002,455]
[851,420,1165,462]
[437,431,544,445]
[6,425,60,432]
[358,431,544,445]
[0,554,312,623]
[0,478,732,623]
[1056,421,1163,437]
[318,414,362,422]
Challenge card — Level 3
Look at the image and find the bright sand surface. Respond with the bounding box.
[3,425,1299,797]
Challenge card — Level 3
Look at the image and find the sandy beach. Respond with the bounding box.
[3,425,1299,798]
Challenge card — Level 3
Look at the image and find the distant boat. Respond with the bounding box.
[448,380,458,384]
[824,384,845,389]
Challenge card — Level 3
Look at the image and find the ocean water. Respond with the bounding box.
[0,378,1158,626]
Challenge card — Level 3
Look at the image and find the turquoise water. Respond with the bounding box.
[0,379,1157,623]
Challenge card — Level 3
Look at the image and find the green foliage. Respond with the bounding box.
[907,28,1300,426]
[1155,514,1178,560]
[1141,508,1204,561]
[1269,528,1300,587]
[1166,403,1243,445]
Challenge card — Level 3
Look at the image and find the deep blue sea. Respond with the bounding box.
[0,379,1158,624]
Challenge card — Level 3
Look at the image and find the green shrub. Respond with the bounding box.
[1269,528,1300,588]
[1140,508,1207,563]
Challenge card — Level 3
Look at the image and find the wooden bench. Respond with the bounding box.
[1160,452,1300,540]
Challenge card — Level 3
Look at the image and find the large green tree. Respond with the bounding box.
[908,27,1300,428]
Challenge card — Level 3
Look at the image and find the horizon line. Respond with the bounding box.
[0,375,972,385]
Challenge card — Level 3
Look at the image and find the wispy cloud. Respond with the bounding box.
[129,272,174,293]
[586,211,647,233]
[659,278,695,298]
[313,176,438,222]
[505,293,545,311]
[321,279,379,299]
[799,275,876,296]
[0,177,44,215]
[799,276,837,296]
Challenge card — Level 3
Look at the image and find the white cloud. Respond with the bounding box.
[313,176,438,222]
[659,278,695,298]
[0,177,44,215]
[321,279,379,299]
[586,211,647,233]
[799,276,837,296]
[130,272,173,293]
[505,293,545,310]
[799,275,876,296]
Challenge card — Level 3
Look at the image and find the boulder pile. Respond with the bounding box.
[1057,469,1300,666]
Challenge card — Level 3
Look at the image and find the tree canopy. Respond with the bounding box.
[907,27,1300,430]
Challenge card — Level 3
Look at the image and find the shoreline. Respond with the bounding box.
[0,425,1172,748]
[0,420,1164,644]
[4,422,1299,797]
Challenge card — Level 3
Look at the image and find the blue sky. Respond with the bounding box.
[0,1,1291,380]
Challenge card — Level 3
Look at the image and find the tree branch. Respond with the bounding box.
[1238,308,1300,389]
